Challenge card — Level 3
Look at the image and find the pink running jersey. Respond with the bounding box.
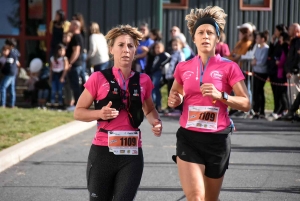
[84,67,153,147]
[174,54,245,133]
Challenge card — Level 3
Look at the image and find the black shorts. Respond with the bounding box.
[173,127,231,179]
[87,145,144,201]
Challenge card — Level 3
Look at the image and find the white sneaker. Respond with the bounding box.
[271,113,279,119]
[66,106,76,112]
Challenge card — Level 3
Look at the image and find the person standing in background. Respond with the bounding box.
[267,24,287,119]
[72,13,88,77]
[145,28,163,76]
[215,32,230,57]
[227,23,253,63]
[167,26,181,53]
[151,42,171,113]
[135,23,154,72]
[62,32,74,107]
[165,38,185,95]
[87,22,110,72]
[66,20,84,111]
[251,31,270,119]
[0,45,18,108]
[49,9,70,57]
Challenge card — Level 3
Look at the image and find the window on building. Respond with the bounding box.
[163,0,189,9]
[240,0,272,11]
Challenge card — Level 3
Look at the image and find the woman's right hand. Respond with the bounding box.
[100,101,119,120]
[168,91,182,108]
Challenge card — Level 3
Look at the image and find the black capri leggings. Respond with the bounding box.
[86,145,144,201]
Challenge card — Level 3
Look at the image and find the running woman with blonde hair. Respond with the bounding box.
[168,6,250,201]
[74,24,162,200]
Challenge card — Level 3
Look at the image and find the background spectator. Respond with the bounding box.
[49,9,70,57]
[49,44,69,108]
[0,45,18,108]
[215,32,230,57]
[72,13,88,81]
[145,28,163,75]
[227,23,253,63]
[267,24,288,119]
[176,33,195,60]
[87,22,109,72]
[167,26,181,53]
[66,20,84,111]
[151,42,170,113]
[35,63,51,110]
[165,38,185,99]
[135,22,153,72]
[251,31,269,119]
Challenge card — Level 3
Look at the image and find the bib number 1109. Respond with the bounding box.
[120,137,137,146]
[199,112,216,122]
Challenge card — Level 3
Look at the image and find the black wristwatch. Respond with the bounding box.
[222,91,228,101]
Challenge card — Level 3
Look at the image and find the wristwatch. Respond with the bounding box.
[222,91,228,101]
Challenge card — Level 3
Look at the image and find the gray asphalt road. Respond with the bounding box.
[0,117,300,201]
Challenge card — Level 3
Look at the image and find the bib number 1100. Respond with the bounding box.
[120,137,137,146]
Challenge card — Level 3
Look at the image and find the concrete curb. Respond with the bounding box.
[0,120,96,173]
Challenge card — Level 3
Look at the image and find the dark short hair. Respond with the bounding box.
[150,29,162,41]
[5,38,17,47]
[276,24,287,33]
[280,31,290,42]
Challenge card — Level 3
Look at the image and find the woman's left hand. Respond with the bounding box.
[151,119,162,137]
[200,83,222,100]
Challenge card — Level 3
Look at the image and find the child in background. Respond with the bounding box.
[23,72,39,105]
[49,44,69,108]
[151,42,171,113]
[35,63,51,110]
[0,45,18,108]
[165,37,185,96]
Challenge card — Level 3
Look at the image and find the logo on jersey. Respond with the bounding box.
[182,71,194,80]
[210,71,223,80]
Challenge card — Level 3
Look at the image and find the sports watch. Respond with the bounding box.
[222,91,228,101]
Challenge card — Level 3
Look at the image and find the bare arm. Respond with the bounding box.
[142,96,162,137]
[201,81,250,112]
[60,57,69,82]
[74,89,119,122]
[69,46,80,66]
[225,81,250,111]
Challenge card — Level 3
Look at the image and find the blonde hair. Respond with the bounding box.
[185,6,227,38]
[105,24,143,48]
[64,32,73,37]
[90,22,100,34]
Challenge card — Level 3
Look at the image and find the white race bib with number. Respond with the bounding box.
[108,131,139,155]
[186,105,219,130]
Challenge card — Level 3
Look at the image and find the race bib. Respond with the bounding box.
[186,105,219,130]
[108,131,139,155]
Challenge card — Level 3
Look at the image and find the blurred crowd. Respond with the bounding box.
[0,9,299,121]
